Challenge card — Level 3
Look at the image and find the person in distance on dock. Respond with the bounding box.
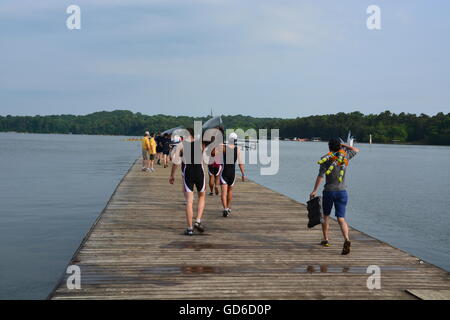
[141,131,151,171]
[148,133,157,172]
[220,132,246,217]
[162,133,171,168]
[169,128,206,236]
[310,138,359,255]
[206,135,222,196]
[155,132,163,165]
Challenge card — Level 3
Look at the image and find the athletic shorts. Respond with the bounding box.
[162,148,170,155]
[220,166,236,186]
[149,154,155,160]
[182,165,205,193]
[142,150,149,160]
[208,165,222,176]
[322,190,348,218]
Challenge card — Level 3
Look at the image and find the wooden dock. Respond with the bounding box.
[50,160,450,300]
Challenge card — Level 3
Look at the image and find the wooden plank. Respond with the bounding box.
[49,160,450,300]
[406,289,450,300]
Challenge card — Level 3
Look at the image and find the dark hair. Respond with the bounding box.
[204,127,223,145]
[218,127,225,142]
[328,138,341,152]
[186,128,195,137]
[150,133,155,137]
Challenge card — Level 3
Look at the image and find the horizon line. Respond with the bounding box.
[1,109,448,119]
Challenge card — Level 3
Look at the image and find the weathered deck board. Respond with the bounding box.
[50,160,450,300]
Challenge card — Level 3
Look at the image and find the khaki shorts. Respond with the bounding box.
[142,150,149,160]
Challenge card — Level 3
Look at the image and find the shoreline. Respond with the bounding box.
[1,131,449,147]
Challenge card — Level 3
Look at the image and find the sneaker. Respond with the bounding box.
[184,228,193,236]
[141,168,146,171]
[208,192,214,196]
[150,168,155,172]
[320,240,330,246]
[341,240,351,255]
[194,221,205,233]
[320,240,330,247]
[223,209,229,217]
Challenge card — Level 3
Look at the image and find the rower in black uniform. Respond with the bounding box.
[220,132,246,217]
[155,132,163,165]
[169,128,206,235]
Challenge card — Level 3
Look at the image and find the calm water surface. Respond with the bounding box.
[0,133,138,299]
[0,133,449,299]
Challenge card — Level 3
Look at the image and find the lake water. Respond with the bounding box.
[0,133,449,299]
[0,133,138,299]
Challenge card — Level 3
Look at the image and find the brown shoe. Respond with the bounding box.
[341,240,351,255]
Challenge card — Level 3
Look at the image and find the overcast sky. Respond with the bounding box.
[1,0,449,118]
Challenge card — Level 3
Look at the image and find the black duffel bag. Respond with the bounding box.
[306,196,323,228]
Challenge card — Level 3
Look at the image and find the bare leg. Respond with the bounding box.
[150,159,154,170]
[337,217,350,241]
[214,176,220,194]
[209,174,214,193]
[221,184,228,209]
[181,184,187,201]
[185,192,194,229]
[321,215,330,241]
[227,186,233,209]
[196,191,206,220]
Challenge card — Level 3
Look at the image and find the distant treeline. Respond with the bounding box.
[0,110,449,145]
